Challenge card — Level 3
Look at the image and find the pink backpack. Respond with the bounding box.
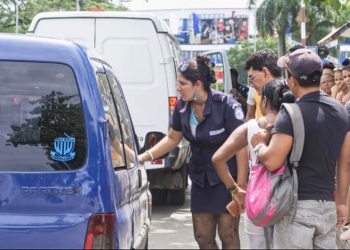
[245,103,305,227]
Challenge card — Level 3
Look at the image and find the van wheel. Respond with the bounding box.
[151,189,167,205]
[168,188,186,205]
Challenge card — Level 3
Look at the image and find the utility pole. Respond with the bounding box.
[76,0,80,11]
[15,0,18,33]
[300,0,306,46]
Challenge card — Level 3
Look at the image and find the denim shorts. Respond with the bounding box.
[273,200,336,249]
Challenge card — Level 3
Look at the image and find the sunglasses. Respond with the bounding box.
[248,72,260,86]
[179,62,190,73]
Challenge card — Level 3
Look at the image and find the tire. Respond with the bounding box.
[168,163,188,205]
[151,189,167,205]
[167,188,186,205]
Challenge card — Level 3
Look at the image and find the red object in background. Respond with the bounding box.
[215,71,224,79]
[88,7,104,11]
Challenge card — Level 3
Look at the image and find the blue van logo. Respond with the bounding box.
[50,133,76,161]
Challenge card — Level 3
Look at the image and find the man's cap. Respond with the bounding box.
[277,48,322,81]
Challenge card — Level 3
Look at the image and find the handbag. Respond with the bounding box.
[245,103,305,227]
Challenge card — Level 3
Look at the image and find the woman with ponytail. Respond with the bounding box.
[138,54,248,249]
[212,79,295,249]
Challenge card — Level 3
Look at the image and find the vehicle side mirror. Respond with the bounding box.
[142,131,169,159]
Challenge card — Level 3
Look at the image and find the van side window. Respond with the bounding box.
[107,75,136,169]
[96,74,133,169]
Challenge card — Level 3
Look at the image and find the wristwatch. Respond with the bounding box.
[227,185,239,196]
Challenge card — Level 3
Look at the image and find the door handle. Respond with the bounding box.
[138,169,142,189]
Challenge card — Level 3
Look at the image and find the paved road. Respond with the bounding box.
[149,180,247,249]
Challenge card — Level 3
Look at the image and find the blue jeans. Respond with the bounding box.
[273,200,336,249]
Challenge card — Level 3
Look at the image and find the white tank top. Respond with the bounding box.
[247,119,261,169]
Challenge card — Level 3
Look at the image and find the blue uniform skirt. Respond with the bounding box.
[191,178,231,213]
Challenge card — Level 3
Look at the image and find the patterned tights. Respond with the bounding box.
[192,212,240,249]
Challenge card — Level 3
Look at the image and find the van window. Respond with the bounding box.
[107,75,136,169]
[96,74,135,169]
[0,61,86,171]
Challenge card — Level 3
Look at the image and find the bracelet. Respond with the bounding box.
[253,143,265,156]
[227,185,239,196]
[146,150,154,161]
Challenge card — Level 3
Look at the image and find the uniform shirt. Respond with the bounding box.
[247,87,262,118]
[273,91,350,201]
[171,89,244,187]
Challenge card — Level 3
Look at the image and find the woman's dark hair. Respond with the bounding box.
[261,79,295,112]
[178,54,216,91]
[323,61,335,70]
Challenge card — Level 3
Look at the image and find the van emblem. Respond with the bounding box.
[50,133,76,161]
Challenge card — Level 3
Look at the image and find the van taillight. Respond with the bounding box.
[169,96,178,118]
[84,213,115,250]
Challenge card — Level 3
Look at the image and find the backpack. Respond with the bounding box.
[245,103,305,227]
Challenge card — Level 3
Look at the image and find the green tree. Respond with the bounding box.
[256,0,298,57]
[227,36,279,85]
[0,0,127,33]
[249,0,349,56]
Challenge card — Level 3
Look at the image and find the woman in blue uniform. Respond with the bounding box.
[138,55,248,249]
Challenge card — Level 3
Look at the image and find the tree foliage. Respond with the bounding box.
[7,91,86,170]
[250,0,350,55]
[227,36,279,85]
[0,0,127,33]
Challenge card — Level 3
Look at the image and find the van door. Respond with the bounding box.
[95,72,135,249]
[105,73,149,249]
[204,50,232,94]
[95,18,169,147]
[0,60,91,249]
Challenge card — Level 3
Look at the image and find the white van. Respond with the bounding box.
[28,11,190,205]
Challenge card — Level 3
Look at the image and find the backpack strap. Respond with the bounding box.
[281,103,305,223]
[281,103,305,168]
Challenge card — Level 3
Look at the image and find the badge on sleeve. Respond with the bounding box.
[234,108,244,121]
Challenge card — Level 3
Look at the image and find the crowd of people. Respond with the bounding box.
[138,47,350,249]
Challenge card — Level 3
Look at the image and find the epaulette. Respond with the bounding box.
[211,89,228,103]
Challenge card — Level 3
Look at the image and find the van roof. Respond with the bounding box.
[0,33,104,65]
[28,11,170,34]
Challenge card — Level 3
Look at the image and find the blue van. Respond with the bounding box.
[0,34,151,249]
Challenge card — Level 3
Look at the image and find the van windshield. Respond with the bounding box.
[0,61,86,171]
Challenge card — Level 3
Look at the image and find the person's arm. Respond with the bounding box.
[236,146,249,188]
[212,123,249,188]
[336,132,350,229]
[246,104,256,121]
[246,87,256,121]
[138,128,183,163]
[212,123,249,212]
[111,138,136,163]
[251,131,293,172]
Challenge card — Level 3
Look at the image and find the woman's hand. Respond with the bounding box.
[251,128,271,148]
[138,152,150,165]
[336,204,348,230]
[232,187,246,214]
